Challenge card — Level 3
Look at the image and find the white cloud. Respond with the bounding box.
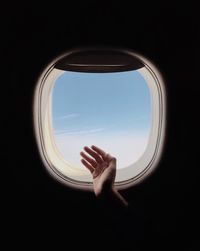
[55,113,79,120]
[55,127,105,136]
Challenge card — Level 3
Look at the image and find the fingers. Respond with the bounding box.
[91,145,107,161]
[92,145,116,162]
[80,145,116,174]
[80,151,97,168]
[106,153,116,162]
[81,159,94,174]
[83,146,103,164]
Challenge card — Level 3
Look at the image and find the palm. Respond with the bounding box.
[80,145,116,196]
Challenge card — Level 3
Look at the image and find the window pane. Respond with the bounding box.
[52,70,151,170]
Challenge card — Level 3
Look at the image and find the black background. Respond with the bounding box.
[2,2,199,250]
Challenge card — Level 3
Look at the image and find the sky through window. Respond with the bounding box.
[52,70,151,169]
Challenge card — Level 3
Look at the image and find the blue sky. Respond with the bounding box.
[52,70,151,169]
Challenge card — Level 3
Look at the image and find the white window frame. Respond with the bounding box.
[33,48,166,190]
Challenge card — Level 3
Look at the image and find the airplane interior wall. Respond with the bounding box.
[2,3,199,250]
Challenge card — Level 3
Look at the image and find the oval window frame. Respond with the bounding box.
[33,47,166,190]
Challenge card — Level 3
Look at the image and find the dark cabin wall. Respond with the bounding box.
[2,2,199,250]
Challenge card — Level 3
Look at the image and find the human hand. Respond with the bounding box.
[80,145,116,197]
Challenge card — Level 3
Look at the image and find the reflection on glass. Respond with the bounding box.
[52,70,151,169]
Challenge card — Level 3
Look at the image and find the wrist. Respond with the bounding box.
[95,185,128,207]
[94,184,114,198]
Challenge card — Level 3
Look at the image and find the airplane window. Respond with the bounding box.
[52,71,151,171]
[33,48,166,190]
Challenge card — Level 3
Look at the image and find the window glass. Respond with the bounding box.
[52,70,151,170]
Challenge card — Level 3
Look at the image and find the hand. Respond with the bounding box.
[80,145,116,197]
[80,145,128,207]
